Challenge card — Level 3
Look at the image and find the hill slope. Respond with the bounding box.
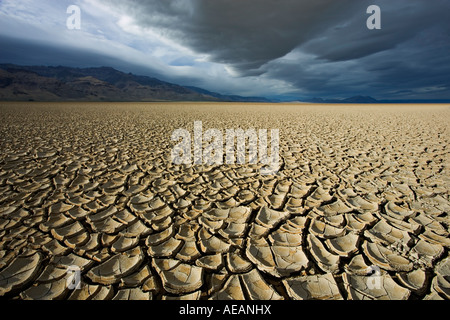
[0,64,270,102]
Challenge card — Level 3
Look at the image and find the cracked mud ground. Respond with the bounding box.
[0,102,449,300]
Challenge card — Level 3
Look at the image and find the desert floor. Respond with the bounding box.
[0,102,449,300]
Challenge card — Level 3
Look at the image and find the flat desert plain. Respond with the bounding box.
[0,102,449,300]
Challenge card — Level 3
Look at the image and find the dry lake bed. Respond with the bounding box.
[0,102,449,300]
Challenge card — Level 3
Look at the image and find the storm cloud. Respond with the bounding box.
[1,0,449,99]
[100,0,362,75]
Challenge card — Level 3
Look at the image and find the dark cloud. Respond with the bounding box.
[0,36,108,68]
[102,0,449,68]
[104,0,361,75]
[2,0,449,100]
[301,0,450,62]
[0,35,165,79]
[263,28,450,100]
[97,0,450,99]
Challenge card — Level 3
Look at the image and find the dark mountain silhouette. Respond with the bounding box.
[185,86,271,102]
[0,64,270,102]
[3,63,437,103]
[307,96,379,104]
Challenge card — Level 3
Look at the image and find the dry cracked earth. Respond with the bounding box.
[0,102,449,300]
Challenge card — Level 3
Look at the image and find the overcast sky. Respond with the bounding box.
[1,0,449,100]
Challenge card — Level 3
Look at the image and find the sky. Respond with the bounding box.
[0,0,449,100]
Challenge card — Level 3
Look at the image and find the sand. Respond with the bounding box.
[0,102,448,300]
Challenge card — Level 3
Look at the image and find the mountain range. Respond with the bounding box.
[0,64,450,104]
[304,96,379,104]
[0,64,271,103]
[0,64,384,103]
[0,63,406,103]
